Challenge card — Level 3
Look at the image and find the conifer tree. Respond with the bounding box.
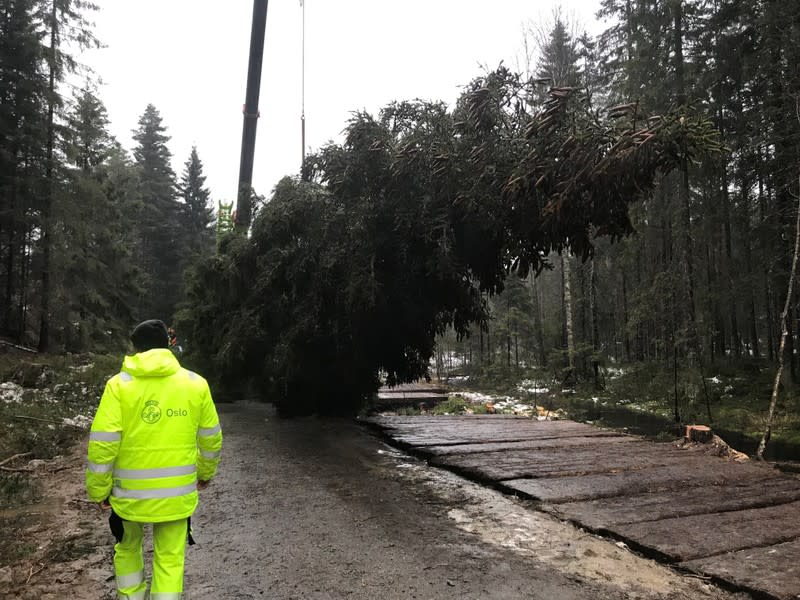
[35,0,100,350]
[179,147,214,258]
[132,104,183,322]
[0,0,49,343]
[59,89,138,351]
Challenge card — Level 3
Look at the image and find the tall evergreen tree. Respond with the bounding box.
[535,16,585,370]
[132,104,183,323]
[34,0,100,350]
[58,88,138,351]
[179,146,214,258]
[0,0,49,343]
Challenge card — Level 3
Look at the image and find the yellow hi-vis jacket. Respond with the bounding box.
[86,349,222,522]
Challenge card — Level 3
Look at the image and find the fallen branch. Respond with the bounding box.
[0,339,38,354]
[25,562,46,584]
[0,466,34,473]
[682,573,712,582]
[0,414,86,430]
[0,452,33,467]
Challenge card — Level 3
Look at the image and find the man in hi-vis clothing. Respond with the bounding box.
[86,319,222,599]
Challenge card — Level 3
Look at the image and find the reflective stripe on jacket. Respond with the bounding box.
[86,349,222,522]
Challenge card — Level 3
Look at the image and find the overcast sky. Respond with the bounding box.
[82,0,604,206]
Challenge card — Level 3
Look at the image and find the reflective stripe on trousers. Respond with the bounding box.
[116,570,144,589]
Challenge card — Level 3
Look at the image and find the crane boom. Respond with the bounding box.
[236,0,269,230]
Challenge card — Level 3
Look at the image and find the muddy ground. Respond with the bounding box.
[2,402,751,599]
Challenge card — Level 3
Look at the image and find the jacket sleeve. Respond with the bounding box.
[196,382,222,481]
[86,380,122,503]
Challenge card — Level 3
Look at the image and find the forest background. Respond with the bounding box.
[2,1,800,457]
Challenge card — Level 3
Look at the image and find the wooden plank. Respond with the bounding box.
[551,475,799,529]
[614,500,800,562]
[420,435,632,457]
[681,539,800,600]
[502,460,774,503]
[370,416,603,436]
[376,392,448,399]
[377,383,446,393]
[380,420,619,447]
[393,430,620,447]
[367,415,529,424]
[431,441,690,480]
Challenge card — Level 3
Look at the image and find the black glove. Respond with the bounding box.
[108,509,124,543]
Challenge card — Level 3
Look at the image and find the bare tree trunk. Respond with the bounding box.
[743,179,760,358]
[590,259,599,352]
[4,202,16,334]
[622,271,631,361]
[479,326,484,366]
[722,161,741,358]
[506,293,511,368]
[532,278,546,366]
[562,255,575,369]
[766,273,776,361]
[758,99,800,460]
[38,0,57,352]
[673,0,699,360]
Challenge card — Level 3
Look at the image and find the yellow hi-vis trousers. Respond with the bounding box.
[114,518,187,599]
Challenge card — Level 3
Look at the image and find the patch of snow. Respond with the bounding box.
[449,376,470,383]
[493,399,534,416]
[62,414,92,429]
[454,391,504,404]
[0,382,24,404]
[606,367,626,379]
[708,376,722,384]
[517,379,550,394]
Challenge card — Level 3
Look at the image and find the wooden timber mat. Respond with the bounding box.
[363,415,800,600]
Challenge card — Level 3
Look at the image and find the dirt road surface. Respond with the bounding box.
[5,402,750,599]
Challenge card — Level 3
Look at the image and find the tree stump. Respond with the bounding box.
[686,425,713,443]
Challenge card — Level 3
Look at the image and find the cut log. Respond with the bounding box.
[686,425,713,443]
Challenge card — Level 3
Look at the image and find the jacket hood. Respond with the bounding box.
[122,348,181,378]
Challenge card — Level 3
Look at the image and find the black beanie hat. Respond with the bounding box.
[131,319,170,352]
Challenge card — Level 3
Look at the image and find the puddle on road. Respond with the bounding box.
[384,452,739,600]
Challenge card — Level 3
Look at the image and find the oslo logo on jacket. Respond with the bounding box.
[141,400,162,424]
